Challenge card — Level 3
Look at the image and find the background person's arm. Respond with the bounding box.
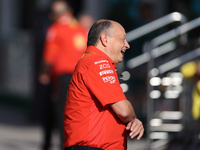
[38,60,52,85]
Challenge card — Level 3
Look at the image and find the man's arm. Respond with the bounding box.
[38,61,52,85]
[111,100,144,140]
[111,100,135,123]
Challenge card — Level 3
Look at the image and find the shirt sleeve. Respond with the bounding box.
[43,26,59,65]
[84,58,127,106]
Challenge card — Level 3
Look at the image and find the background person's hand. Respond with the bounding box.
[39,74,51,85]
[126,118,144,140]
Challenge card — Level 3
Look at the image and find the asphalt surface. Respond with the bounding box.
[0,103,147,150]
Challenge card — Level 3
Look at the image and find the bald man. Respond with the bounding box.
[39,1,88,149]
[63,20,144,150]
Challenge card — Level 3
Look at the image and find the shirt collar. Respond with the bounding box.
[86,46,117,68]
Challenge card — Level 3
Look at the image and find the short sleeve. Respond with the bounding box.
[43,26,58,64]
[84,58,126,106]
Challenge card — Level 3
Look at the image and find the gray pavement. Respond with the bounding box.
[0,103,147,150]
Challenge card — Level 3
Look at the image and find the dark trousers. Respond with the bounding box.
[64,145,103,150]
[54,74,72,147]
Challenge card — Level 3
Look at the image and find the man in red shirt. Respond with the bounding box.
[39,1,88,149]
[40,1,87,80]
[63,20,144,150]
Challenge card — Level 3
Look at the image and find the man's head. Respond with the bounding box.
[78,13,95,32]
[50,0,72,21]
[87,20,130,64]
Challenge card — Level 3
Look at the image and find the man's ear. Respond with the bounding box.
[100,34,108,47]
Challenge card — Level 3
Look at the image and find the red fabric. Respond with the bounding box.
[63,46,127,150]
[43,13,87,75]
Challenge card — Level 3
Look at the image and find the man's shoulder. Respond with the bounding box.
[81,53,110,65]
[45,23,59,35]
[47,22,58,29]
[48,22,87,35]
[75,53,110,72]
[47,22,68,30]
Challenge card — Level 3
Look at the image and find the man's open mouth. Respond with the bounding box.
[121,49,125,55]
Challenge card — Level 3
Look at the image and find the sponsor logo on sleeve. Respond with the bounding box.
[102,76,116,84]
[99,64,110,70]
[99,70,114,76]
[94,60,109,65]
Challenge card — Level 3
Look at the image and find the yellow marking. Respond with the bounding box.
[81,51,95,58]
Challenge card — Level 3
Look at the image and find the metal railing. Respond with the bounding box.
[117,12,187,73]
[158,46,200,74]
[126,13,200,150]
[127,16,200,70]
[144,16,200,150]
[126,12,187,43]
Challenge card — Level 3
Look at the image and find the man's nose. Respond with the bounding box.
[125,40,130,49]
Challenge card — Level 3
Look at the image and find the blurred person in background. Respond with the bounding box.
[39,0,88,149]
[181,61,200,120]
[77,12,95,33]
[63,20,144,150]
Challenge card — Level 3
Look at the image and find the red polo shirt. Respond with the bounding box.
[63,46,127,150]
[43,13,87,76]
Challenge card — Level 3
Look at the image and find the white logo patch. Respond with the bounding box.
[102,76,116,84]
[99,70,114,76]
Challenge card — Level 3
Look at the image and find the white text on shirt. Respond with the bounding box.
[94,60,109,65]
[99,70,114,76]
[102,76,116,84]
[99,64,110,70]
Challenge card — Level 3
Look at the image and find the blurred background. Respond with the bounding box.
[1,0,200,150]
